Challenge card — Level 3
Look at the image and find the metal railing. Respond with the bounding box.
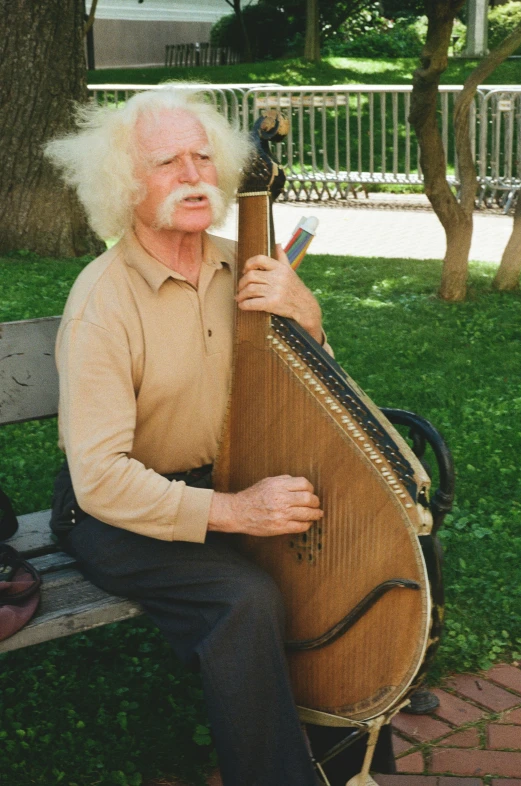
[164,43,239,68]
[87,83,521,207]
[88,83,256,126]
[242,85,480,200]
[477,87,521,210]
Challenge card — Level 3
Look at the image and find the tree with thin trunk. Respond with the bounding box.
[494,196,521,290]
[456,22,521,292]
[84,0,98,35]
[304,0,321,62]
[0,0,104,257]
[224,0,253,62]
[409,0,468,302]
[410,1,521,300]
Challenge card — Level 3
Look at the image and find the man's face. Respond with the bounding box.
[133,109,220,235]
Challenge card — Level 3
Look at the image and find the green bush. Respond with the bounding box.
[325,15,427,58]
[381,0,424,17]
[210,4,290,61]
[488,1,521,54]
[450,18,468,55]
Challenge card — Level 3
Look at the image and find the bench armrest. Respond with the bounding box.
[380,408,455,536]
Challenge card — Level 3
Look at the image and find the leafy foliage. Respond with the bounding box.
[0,621,214,786]
[324,15,428,58]
[488,1,521,55]
[381,0,425,17]
[210,3,290,60]
[211,0,390,60]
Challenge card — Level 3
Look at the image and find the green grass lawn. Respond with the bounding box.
[87,55,521,87]
[1,250,521,785]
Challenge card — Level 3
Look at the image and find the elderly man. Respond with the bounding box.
[45,88,328,786]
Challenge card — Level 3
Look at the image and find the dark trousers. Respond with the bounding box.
[64,515,321,786]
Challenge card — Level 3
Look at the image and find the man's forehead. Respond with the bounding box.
[135,108,210,153]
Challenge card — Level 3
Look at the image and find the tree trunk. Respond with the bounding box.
[440,215,474,299]
[494,194,521,290]
[304,0,321,63]
[226,0,252,62]
[0,0,104,257]
[409,0,468,301]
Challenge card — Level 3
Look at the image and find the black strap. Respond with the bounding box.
[0,486,18,541]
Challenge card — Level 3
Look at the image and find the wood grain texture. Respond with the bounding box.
[0,317,60,425]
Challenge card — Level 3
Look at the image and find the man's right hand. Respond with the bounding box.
[208,475,323,537]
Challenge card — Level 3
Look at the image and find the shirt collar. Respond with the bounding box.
[122,230,230,293]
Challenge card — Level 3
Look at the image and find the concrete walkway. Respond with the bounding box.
[214,199,514,264]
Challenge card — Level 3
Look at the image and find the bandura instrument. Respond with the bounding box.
[214,112,437,733]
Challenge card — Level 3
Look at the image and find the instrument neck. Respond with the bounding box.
[237,192,275,277]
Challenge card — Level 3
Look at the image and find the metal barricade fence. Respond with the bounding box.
[242,85,478,200]
[87,83,251,126]
[164,43,239,68]
[477,87,521,211]
[87,83,521,206]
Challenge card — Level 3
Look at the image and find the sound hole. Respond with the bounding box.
[288,524,322,564]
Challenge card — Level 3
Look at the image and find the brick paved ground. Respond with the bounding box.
[374,663,521,785]
[146,663,521,786]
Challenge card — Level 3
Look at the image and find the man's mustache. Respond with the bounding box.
[155,183,227,228]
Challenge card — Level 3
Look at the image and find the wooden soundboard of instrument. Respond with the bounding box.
[214,111,439,727]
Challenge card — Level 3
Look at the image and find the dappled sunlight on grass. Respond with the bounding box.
[304,253,444,301]
[371,276,418,294]
[358,296,395,308]
[87,56,521,88]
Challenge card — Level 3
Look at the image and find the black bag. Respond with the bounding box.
[49,461,88,541]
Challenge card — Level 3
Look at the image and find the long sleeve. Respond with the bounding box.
[57,317,212,542]
[54,233,237,543]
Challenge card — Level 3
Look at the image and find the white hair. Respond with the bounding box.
[44,87,252,240]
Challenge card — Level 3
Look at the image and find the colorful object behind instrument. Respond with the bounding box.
[284,216,319,269]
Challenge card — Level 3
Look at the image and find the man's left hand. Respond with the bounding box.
[236,244,323,344]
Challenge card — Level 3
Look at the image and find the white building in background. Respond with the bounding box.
[85,0,229,69]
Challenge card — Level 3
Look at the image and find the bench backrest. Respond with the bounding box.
[0,317,60,425]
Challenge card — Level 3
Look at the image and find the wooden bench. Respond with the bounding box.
[0,315,455,683]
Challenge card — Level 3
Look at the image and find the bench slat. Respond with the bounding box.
[31,551,77,573]
[0,317,60,425]
[9,509,57,556]
[0,565,142,654]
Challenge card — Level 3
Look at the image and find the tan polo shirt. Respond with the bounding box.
[57,229,332,543]
[56,231,235,543]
